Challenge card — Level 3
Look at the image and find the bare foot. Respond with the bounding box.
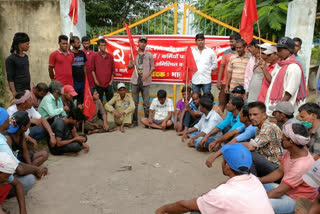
[88,129,99,135]
[119,124,125,133]
[82,143,90,153]
[108,128,117,132]
[187,141,195,148]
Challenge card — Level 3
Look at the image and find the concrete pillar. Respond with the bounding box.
[59,0,86,39]
[285,0,317,86]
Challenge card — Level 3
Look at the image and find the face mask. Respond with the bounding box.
[300,121,312,129]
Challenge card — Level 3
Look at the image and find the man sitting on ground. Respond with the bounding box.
[141,89,174,131]
[260,123,318,214]
[49,107,89,155]
[104,83,135,133]
[0,152,27,214]
[182,96,223,150]
[174,86,192,133]
[269,101,299,129]
[199,96,244,151]
[7,90,56,147]
[5,111,48,166]
[31,82,48,110]
[155,143,274,214]
[85,89,116,134]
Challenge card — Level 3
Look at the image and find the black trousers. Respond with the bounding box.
[96,85,114,102]
[49,142,82,155]
[250,152,279,177]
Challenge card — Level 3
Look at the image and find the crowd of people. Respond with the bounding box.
[0,31,319,214]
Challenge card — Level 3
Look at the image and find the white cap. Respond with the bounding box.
[257,43,272,49]
[303,159,320,188]
[262,45,278,55]
[0,152,19,174]
[117,83,126,90]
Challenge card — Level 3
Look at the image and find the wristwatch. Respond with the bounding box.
[49,133,55,136]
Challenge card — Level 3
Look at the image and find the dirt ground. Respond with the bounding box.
[3,126,226,214]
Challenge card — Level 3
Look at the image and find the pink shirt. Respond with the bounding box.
[281,150,318,200]
[258,63,275,102]
[81,49,95,87]
[49,50,74,86]
[197,174,274,214]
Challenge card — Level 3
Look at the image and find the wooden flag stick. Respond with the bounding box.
[185,67,188,101]
[130,47,139,77]
[71,6,75,33]
[256,20,262,59]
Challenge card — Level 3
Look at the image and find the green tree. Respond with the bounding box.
[193,0,288,42]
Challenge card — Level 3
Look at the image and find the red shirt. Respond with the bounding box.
[81,49,95,87]
[92,52,115,88]
[49,50,74,86]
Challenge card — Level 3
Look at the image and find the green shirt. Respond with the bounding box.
[38,93,66,119]
[104,93,135,114]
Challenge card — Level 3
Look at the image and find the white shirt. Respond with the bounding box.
[192,46,217,84]
[265,62,302,117]
[150,98,174,121]
[194,110,222,134]
[197,174,274,214]
[7,105,42,136]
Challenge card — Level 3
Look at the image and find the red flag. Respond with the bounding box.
[125,23,138,58]
[240,0,258,44]
[83,76,95,121]
[180,46,198,82]
[69,0,78,25]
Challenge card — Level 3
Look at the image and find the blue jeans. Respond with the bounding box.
[29,125,47,142]
[192,83,211,94]
[264,183,296,214]
[189,131,222,148]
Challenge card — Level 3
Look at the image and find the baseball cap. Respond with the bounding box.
[276,37,295,50]
[139,36,148,42]
[117,83,126,90]
[63,85,78,96]
[7,111,29,134]
[262,45,277,55]
[269,101,294,116]
[302,159,320,188]
[221,143,252,173]
[258,43,272,50]
[0,107,9,126]
[231,85,245,94]
[0,152,19,174]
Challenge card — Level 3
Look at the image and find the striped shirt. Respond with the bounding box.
[228,52,250,91]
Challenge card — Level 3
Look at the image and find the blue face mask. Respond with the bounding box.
[300,121,312,129]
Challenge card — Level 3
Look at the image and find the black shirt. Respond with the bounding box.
[5,53,31,92]
[72,50,87,82]
[51,117,74,141]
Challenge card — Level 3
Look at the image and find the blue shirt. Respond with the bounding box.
[216,112,243,131]
[189,102,200,112]
[236,124,258,142]
[0,133,20,163]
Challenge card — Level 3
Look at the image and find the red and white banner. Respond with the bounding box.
[103,35,230,84]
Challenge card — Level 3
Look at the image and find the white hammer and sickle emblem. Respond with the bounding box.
[113,48,125,65]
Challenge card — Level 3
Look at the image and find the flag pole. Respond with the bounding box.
[256,20,262,59]
[185,67,188,101]
[71,6,75,33]
[130,48,139,77]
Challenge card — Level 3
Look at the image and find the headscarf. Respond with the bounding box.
[282,123,310,146]
[14,90,31,105]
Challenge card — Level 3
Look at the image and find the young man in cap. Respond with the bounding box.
[198,96,244,151]
[269,101,299,129]
[225,39,250,94]
[191,33,217,94]
[217,33,241,112]
[104,83,135,133]
[128,36,155,126]
[48,35,74,86]
[61,85,78,112]
[293,37,307,81]
[155,143,274,214]
[7,90,56,147]
[265,37,307,118]
[70,36,87,104]
[49,107,89,155]
[5,111,48,167]
[140,89,173,131]
[0,152,27,214]
[92,38,115,102]
[260,123,318,214]
[298,102,320,158]
[257,45,279,103]
[31,83,48,110]
[6,32,31,97]
[182,96,223,150]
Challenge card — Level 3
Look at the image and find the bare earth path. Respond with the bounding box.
[4,126,225,214]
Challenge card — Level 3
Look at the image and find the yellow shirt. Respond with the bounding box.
[104,94,135,114]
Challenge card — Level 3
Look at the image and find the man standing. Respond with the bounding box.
[217,33,241,111]
[155,143,274,214]
[265,37,307,117]
[48,35,74,86]
[192,33,217,94]
[293,37,307,81]
[225,39,250,94]
[6,32,31,97]
[92,39,115,102]
[81,36,96,89]
[70,36,87,104]
[128,36,155,126]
